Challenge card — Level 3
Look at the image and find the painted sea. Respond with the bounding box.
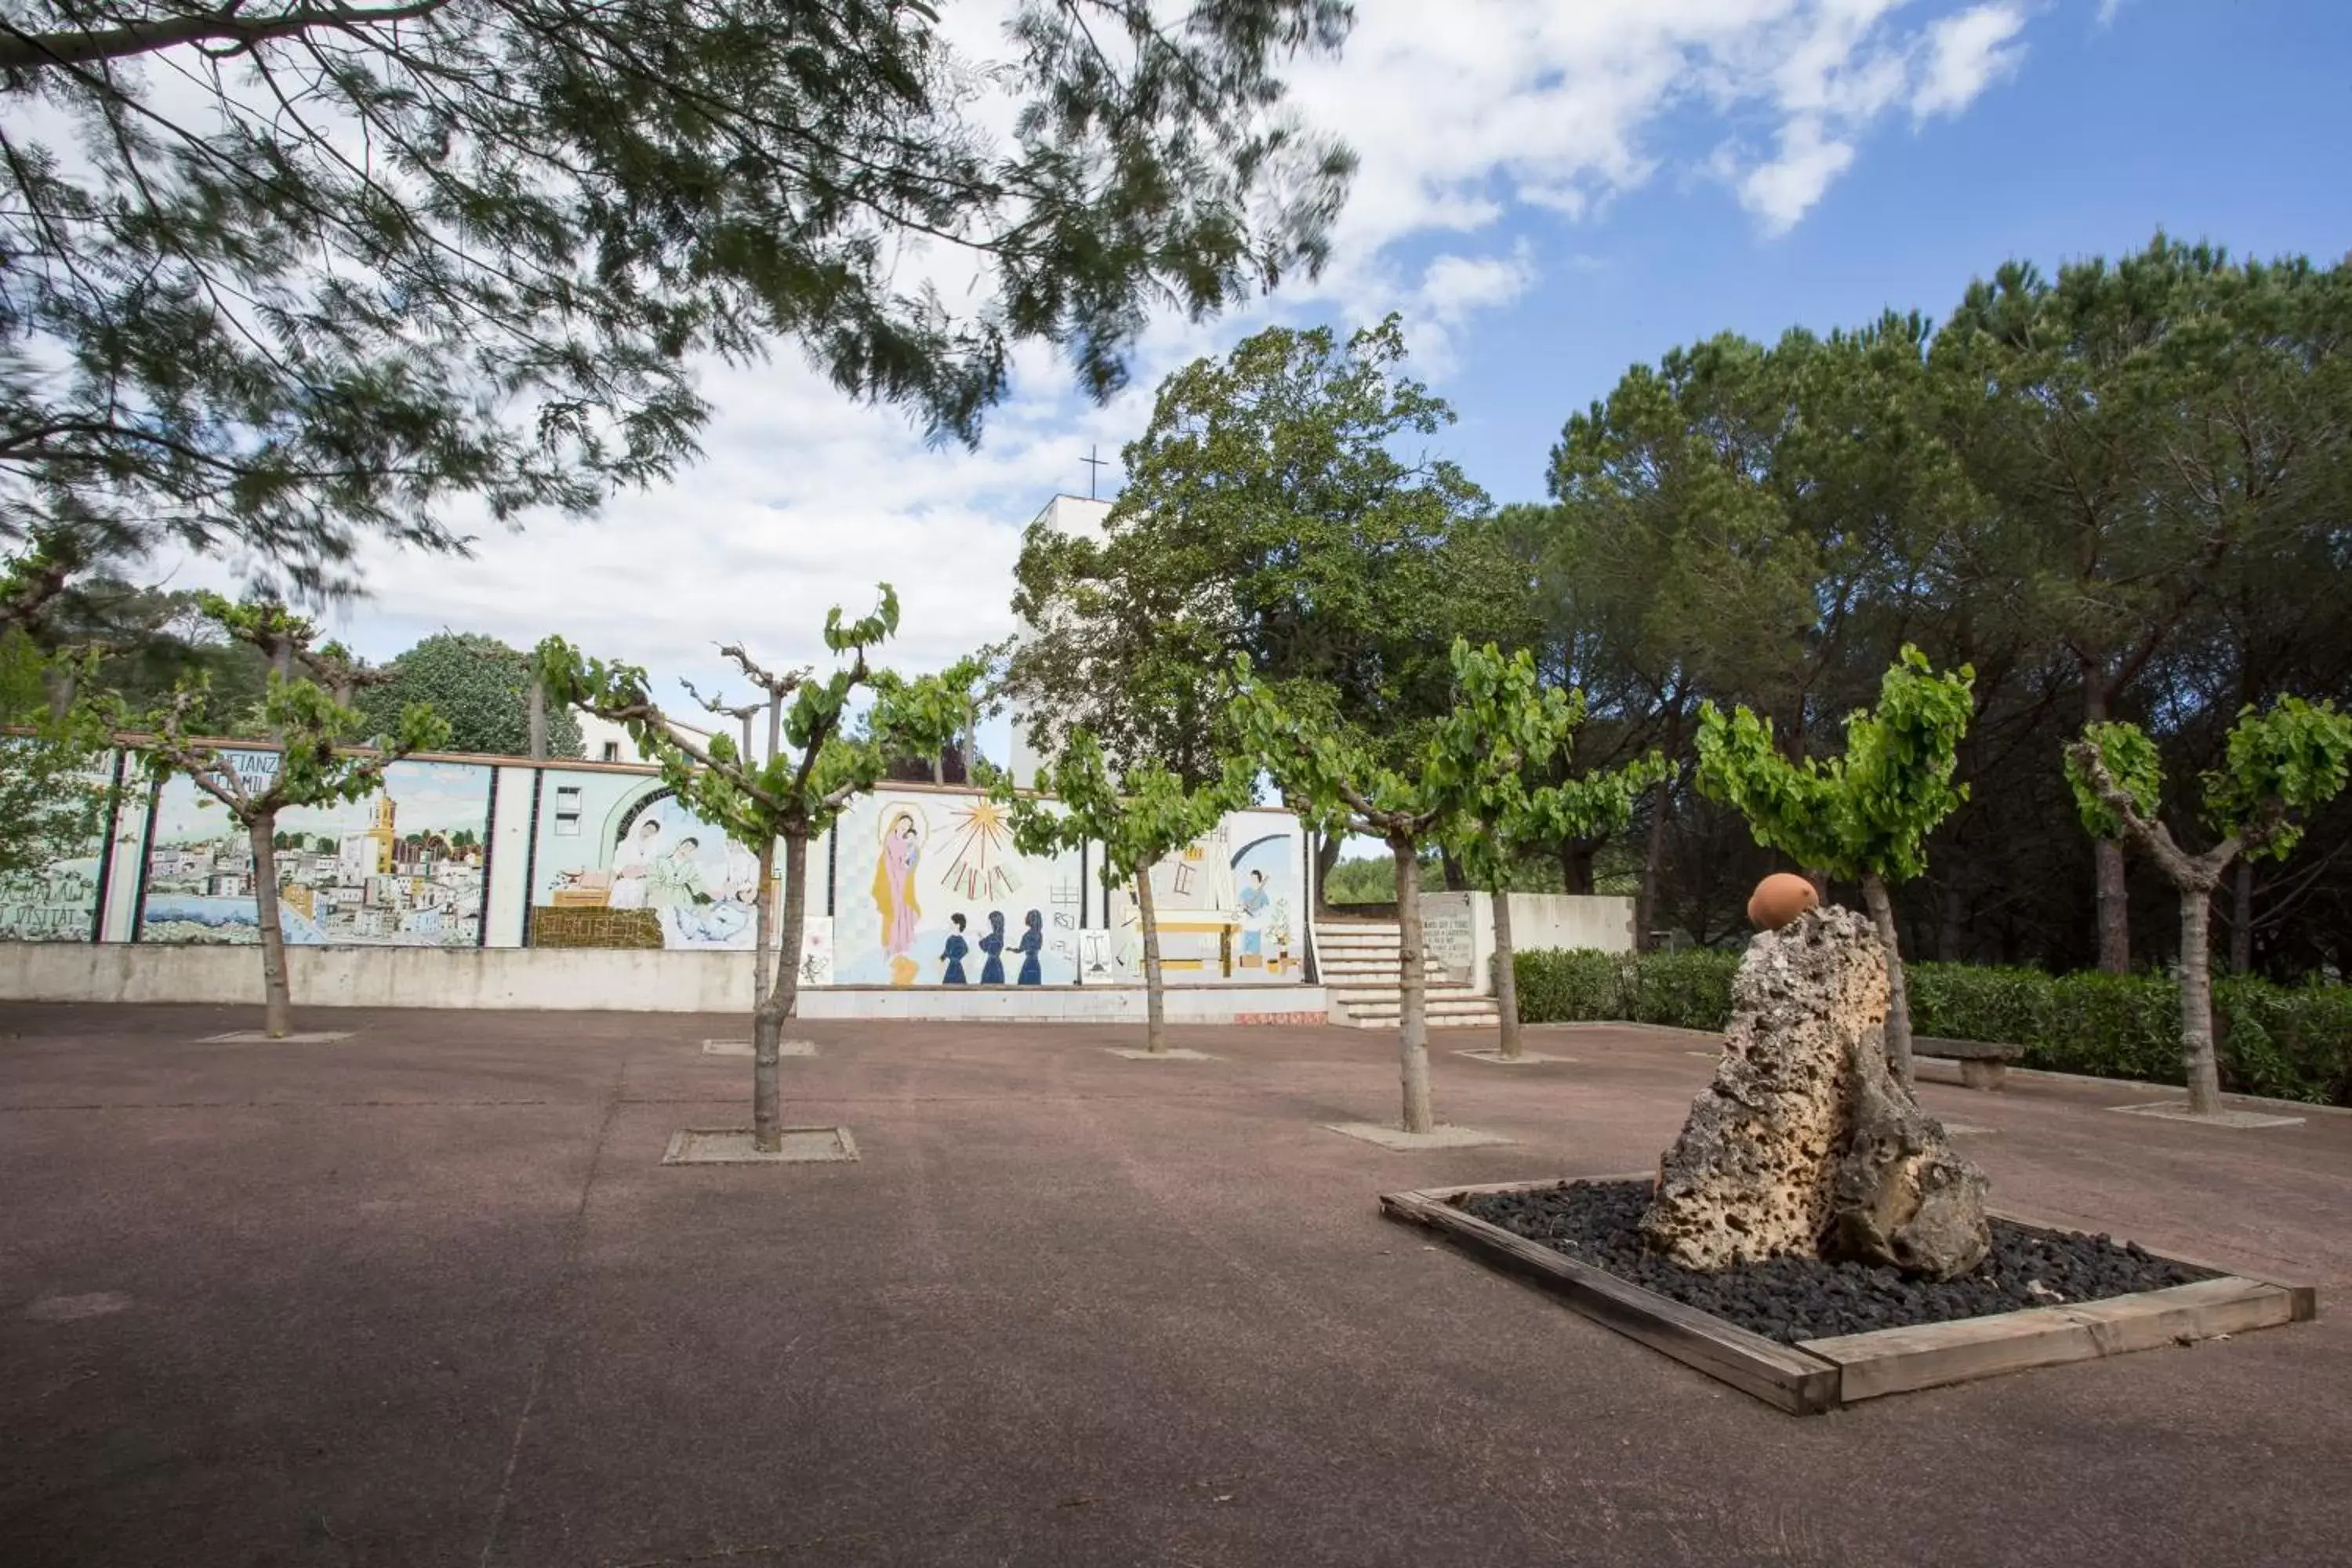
[141,897,328,946]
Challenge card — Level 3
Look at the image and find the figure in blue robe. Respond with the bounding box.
[978,910,1007,985]
[1016,909,1045,985]
[940,913,970,985]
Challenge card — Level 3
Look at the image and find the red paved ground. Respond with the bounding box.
[2,1004,2348,1566]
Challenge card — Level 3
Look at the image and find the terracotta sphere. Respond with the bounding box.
[1747,873,1820,931]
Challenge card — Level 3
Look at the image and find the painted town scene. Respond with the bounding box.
[8,7,2352,1566]
[140,755,492,946]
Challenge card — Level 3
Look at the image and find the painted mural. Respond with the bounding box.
[0,743,115,943]
[1105,812,1302,982]
[832,789,1083,985]
[140,754,493,946]
[528,770,831,953]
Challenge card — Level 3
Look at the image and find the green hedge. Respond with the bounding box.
[1513,948,2352,1106]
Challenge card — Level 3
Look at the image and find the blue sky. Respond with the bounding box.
[299,0,2352,752]
[1436,0,2352,503]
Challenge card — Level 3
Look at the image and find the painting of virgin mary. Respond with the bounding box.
[871,808,925,985]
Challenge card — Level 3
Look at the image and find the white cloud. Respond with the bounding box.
[174,2,2043,722]
[1418,245,1541,323]
[2096,0,2134,28]
[1915,3,2031,119]
[1738,118,1860,237]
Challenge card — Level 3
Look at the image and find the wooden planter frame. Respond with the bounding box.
[1379,1176,2317,1415]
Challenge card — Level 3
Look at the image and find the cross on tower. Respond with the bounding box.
[1080,444,1109,500]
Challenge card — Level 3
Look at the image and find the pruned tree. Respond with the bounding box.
[0,0,1354,593]
[1694,646,1976,1082]
[122,596,448,1036]
[535,589,963,1152]
[2065,699,2352,1116]
[998,726,1250,1054]
[1232,639,1568,1132]
[1444,732,1670,1062]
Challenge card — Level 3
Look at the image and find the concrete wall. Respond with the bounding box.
[1419,892,1637,993]
[0,942,1326,1022]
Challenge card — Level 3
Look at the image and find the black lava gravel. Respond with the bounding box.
[1460,1180,2216,1344]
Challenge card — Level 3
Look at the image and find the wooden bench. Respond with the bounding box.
[1915,1036,2025,1091]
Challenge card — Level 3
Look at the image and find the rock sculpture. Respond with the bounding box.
[1642,906,1991,1281]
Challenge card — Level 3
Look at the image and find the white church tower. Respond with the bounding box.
[1004,492,1112,789]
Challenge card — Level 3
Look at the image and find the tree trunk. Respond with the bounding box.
[1634,777,1671,953]
[2094,837,2131,974]
[268,644,292,744]
[527,679,547,760]
[44,661,77,719]
[1493,887,1523,1062]
[1861,872,1912,1084]
[749,835,782,1152]
[2178,886,2222,1116]
[777,834,808,1020]
[1313,833,1343,916]
[1136,865,1167,1054]
[1393,836,1434,1134]
[2085,678,2131,974]
[2230,859,2254,974]
[1439,849,1467,892]
[246,810,292,1038]
[1559,843,1595,897]
[1937,877,1967,964]
[750,834,808,1155]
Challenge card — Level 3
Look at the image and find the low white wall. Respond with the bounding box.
[1508,893,1639,956]
[797,985,1326,1025]
[0,943,1327,1023]
[1417,892,1637,993]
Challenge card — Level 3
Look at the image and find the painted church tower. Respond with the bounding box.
[363,795,397,876]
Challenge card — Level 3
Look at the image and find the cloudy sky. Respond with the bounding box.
[282,0,2352,760]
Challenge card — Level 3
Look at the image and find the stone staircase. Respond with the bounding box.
[1313,919,1501,1029]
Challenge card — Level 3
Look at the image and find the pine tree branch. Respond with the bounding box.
[0,1,456,72]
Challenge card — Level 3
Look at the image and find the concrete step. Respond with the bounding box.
[1334,1004,1501,1029]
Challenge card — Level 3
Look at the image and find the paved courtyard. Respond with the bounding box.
[3,1004,2349,1566]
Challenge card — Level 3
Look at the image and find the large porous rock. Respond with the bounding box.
[1640,906,1991,1279]
[1826,1041,1991,1279]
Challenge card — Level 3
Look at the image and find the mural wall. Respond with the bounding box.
[140,753,494,946]
[526,771,826,952]
[19,746,1308,981]
[830,789,1085,985]
[0,744,114,943]
[1105,811,1303,983]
